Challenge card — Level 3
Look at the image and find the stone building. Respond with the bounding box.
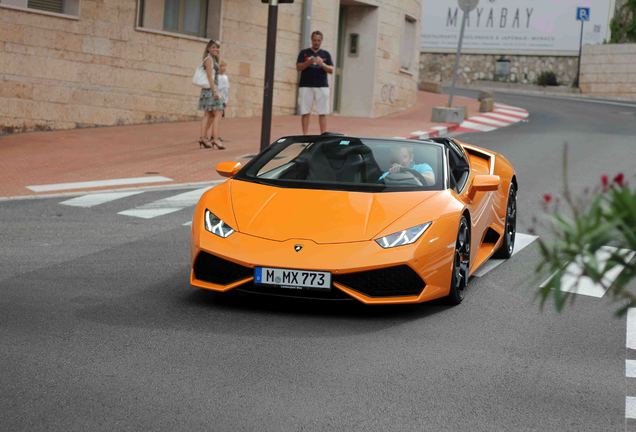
[0,0,421,133]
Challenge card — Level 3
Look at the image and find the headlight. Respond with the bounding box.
[375,222,431,248]
[204,209,235,238]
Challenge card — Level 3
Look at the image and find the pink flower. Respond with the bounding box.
[613,173,625,187]
[543,193,552,203]
[601,175,608,190]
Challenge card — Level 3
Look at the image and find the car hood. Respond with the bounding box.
[214,180,441,243]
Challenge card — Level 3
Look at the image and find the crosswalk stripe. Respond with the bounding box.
[60,191,144,208]
[27,176,173,192]
[458,120,496,132]
[118,208,183,219]
[627,309,636,350]
[118,187,209,219]
[472,233,539,277]
[627,397,636,419]
[626,360,636,377]
[540,246,636,298]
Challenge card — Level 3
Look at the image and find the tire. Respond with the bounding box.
[447,215,470,305]
[493,183,517,259]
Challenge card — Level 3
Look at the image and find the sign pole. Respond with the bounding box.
[574,19,584,88]
[260,0,279,151]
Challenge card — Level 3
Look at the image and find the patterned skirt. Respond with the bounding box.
[198,88,225,112]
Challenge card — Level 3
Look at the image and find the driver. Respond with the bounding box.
[379,146,435,184]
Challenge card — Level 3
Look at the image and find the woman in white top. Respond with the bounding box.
[197,40,225,149]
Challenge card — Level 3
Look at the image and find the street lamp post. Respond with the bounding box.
[260,0,279,152]
[259,0,294,152]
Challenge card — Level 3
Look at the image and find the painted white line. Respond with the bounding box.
[481,112,523,123]
[466,116,510,127]
[431,126,448,135]
[118,187,209,219]
[541,246,636,298]
[472,233,539,278]
[494,103,526,112]
[183,221,192,226]
[626,360,636,377]
[458,121,496,132]
[410,130,430,139]
[627,308,636,350]
[627,397,636,419]
[118,208,182,219]
[495,108,529,118]
[59,191,144,208]
[27,176,173,192]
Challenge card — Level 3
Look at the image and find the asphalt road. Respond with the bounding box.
[2,92,636,431]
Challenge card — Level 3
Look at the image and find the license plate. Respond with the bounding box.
[254,267,331,290]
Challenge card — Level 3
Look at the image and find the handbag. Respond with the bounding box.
[192,62,210,88]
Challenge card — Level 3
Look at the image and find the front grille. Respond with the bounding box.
[234,281,353,301]
[333,265,424,297]
[193,251,253,285]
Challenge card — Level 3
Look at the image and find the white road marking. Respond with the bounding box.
[627,309,636,350]
[627,397,636,419]
[494,108,529,118]
[472,233,539,277]
[540,246,635,298]
[59,191,144,208]
[431,126,448,135]
[494,103,527,112]
[118,208,182,219]
[410,130,430,139]
[482,112,523,123]
[27,176,173,192]
[118,187,208,219]
[183,221,192,226]
[466,116,510,127]
[626,360,636,377]
[458,121,497,132]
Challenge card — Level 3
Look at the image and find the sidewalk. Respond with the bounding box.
[0,91,481,199]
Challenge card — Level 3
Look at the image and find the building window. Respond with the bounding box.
[1,0,79,15]
[138,0,221,39]
[400,15,416,71]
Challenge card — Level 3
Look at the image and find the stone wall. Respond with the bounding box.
[0,0,420,133]
[580,43,636,100]
[419,52,579,87]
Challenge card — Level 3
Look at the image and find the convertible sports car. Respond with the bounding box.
[190,134,517,305]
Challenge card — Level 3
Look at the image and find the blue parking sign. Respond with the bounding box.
[577,7,590,21]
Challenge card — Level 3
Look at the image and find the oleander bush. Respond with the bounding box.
[534,149,636,315]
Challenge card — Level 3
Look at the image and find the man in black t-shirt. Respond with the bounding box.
[296,30,334,135]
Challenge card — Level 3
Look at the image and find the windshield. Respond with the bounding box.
[235,136,446,192]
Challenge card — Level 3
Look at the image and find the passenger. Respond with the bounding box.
[379,146,435,185]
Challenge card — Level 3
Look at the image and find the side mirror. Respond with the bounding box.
[471,175,500,192]
[216,161,242,178]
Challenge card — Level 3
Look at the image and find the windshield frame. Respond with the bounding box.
[233,135,448,193]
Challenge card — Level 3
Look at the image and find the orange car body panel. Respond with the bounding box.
[190,139,516,304]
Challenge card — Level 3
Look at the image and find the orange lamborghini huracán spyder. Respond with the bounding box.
[190,134,517,305]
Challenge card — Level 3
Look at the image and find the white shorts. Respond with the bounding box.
[298,87,330,115]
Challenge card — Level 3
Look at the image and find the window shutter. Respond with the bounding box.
[28,0,64,14]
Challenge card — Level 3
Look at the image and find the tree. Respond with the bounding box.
[610,0,636,43]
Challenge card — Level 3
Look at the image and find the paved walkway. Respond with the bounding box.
[0,91,480,199]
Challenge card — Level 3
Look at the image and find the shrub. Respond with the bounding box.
[534,146,636,315]
[536,71,558,86]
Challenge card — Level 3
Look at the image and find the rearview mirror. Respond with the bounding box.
[471,175,500,192]
[216,161,242,178]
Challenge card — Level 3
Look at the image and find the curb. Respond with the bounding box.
[402,103,529,139]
